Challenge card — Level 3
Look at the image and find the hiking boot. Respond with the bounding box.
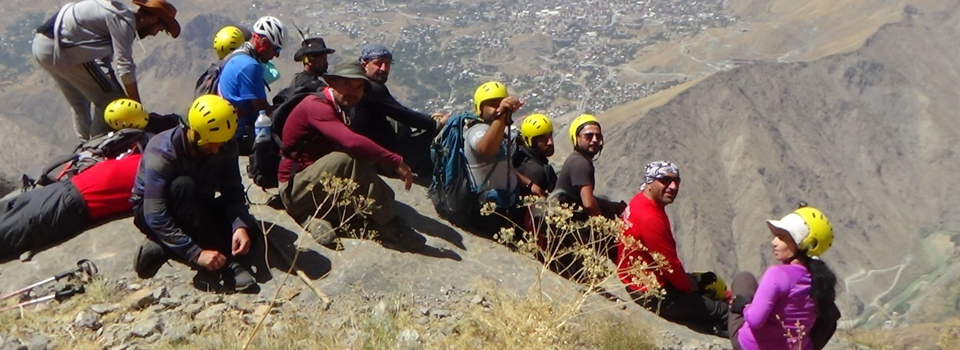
[134,238,169,279]
[301,217,337,245]
[375,216,426,250]
[222,262,257,291]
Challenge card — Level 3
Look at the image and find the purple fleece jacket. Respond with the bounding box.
[738,264,817,350]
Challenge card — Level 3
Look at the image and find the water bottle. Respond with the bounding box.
[254,110,272,144]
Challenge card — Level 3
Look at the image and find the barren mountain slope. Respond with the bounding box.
[596,1,960,327]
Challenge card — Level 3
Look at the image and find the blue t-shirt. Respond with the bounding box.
[218,54,266,126]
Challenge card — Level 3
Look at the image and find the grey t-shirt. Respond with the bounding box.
[464,123,518,192]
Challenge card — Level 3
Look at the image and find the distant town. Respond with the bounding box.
[293,0,736,116]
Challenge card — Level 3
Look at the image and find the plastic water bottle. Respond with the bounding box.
[254,110,272,144]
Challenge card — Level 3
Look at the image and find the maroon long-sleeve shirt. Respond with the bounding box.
[617,193,693,293]
[278,88,403,183]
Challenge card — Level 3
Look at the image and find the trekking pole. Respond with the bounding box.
[0,259,98,302]
[0,286,85,312]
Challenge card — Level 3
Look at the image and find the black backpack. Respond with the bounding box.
[31,129,149,187]
[194,49,251,98]
[246,88,323,190]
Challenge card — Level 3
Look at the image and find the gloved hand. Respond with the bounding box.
[730,294,753,314]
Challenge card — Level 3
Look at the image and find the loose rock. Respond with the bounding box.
[194,304,229,320]
[130,316,162,338]
[124,289,157,310]
[74,311,101,330]
[90,303,120,315]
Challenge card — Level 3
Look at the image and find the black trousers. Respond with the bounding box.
[632,283,730,337]
[728,271,840,350]
[0,181,88,259]
[134,176,243,264]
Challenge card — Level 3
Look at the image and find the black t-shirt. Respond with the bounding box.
[513,144,557,195]
[555,151,595,207]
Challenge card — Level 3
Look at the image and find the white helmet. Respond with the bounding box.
[253,16,285,49]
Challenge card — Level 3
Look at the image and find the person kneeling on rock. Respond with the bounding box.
[130,95,257,291]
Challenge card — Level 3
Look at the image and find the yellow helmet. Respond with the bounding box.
[767,205,834,257]
[187,95,238,146]
[104,98,149,130]
[520,114,553,147]
[213,26,244,60]
[568,114,600,147]
[473,81,509,115]
[692,272,728,301]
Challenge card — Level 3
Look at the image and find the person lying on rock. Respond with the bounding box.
[1,100,163,260]
[617,161,729,337]
[131,95,257,291]
[727,204,841,350]
[0,154,142,260]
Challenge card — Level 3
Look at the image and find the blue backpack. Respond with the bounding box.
[429,112,498,227]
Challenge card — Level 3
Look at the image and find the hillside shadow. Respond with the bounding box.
[394,202,465,250]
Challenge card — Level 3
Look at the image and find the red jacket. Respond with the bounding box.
[71,154,141,220]
[278,88,403,182]
[617,193,692,293]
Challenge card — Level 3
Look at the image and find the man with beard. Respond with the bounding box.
[555,114,625,218]
[514,113,557,197]
[131,95,257,291]
[278,62,425,250]
[350,44,450,177]
[32,0,180,141]
[272,37,336,105]
[617,161,730,337]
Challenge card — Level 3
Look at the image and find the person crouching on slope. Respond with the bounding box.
[277,62,425,250]
[32,0,180,141]
[131,95,257,291]
[728,204,841,350]
[617,161,729,337]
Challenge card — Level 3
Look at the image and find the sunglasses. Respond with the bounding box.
[579,132,603,141]
[655,176,681,184]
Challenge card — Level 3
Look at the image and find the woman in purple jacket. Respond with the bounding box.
[728,204,841,350]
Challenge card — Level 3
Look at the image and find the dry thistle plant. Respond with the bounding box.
[484,195,669,325]
[245,174,379,349]
[776,314,807,350]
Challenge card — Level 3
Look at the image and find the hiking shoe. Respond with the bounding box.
[222,262,257,291]
[134,239,169,279]
[301,217,337,245]
[376,217,426,250]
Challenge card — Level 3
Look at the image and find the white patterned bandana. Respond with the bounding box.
[640,161,679,191]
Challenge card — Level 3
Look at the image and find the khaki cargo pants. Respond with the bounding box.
[279,152,395,227]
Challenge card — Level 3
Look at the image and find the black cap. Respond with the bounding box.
[293,37,336,62]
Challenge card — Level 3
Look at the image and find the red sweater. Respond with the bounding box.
[617,193,692,293]
[71,154,141,220]
[278,88,403,183]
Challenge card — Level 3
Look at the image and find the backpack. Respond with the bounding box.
[428,112,499,227]
[246,88,323,190]
[32,128,148,187]
[194,49,251,98]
